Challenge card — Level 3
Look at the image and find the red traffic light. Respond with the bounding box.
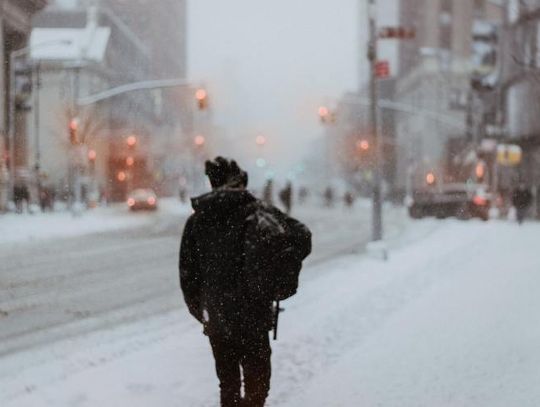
[256,135,267,146]
[88,149,97,161]
[126,135,137,147]
[356,139,370,151]
[195,89,209,110]
[194,135,206,146]
[426,172,436,186]
[69,118,79,145]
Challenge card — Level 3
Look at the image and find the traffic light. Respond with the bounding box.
[318,106,330,123]
[256,135,267,146]
[194,135,205,146]
[318,106,337,124]
[88,149,97,161]
[475,162,486,182]
[69,118,79,145]
[426,172,436,186]
[195,88,209,110]
[126,135,137,148]
[356,139,370,152]
[126,156,135,167]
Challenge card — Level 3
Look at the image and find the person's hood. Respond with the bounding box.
[191,188,256,213]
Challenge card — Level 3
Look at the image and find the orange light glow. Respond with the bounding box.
[126,135,137,147]
[127,198,135,207]
[88,149,97,161]
[194,135,206,146]
[195,89,207,101]
[147,197,156,205]
[357,139,370,151]
[126,156,135,166]
[426,172,436,185]
[475,162,485,179]
[473,195,488,206]
[318,106,329,117]
[117,171,127,182]
[69,118,79,131]
[256,135,267,146]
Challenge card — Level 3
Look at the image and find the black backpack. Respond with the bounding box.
[244,203,312,301]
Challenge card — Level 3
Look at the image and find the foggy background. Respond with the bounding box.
[188,0,398,179]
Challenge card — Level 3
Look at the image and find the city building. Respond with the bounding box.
[27,0,190,203]
[0,0,48,211]
[394,0,502,194]
[500,0,540,215]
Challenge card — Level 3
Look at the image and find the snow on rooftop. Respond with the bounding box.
[30,27,111,63]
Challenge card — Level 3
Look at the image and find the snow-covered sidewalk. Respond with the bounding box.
[1,219,539,406]
[0,198,190,244]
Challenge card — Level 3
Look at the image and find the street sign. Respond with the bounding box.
[497,144,522,167]
[378,27,415,40]
[375,60,390,79]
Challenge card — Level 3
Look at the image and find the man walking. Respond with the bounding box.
[512,183,533,224]
[179,157,311,407]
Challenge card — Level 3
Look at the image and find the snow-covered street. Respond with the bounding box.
[1,210,539,406]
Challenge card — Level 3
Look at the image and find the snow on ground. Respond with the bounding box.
[1,218,539,406]
[0,198,190,244]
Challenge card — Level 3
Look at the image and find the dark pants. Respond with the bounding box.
[209,332,271,407]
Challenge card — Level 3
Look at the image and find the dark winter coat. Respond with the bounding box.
[179,189,274,338]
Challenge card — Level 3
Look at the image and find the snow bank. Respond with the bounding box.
[0,198,190,245]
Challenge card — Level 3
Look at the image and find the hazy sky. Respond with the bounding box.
[188,0,397,174]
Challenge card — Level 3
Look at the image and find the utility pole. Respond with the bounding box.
[33,61,42,201]
[368,0,383,242]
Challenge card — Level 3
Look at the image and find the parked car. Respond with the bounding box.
[408,183,491,221]
[127,188,158,211]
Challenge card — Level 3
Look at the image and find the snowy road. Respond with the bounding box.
[6,204,538,406]
[0,201,404,357]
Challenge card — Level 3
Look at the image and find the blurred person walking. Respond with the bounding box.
[13,182,30,214]
[179,157,311,407]
[278,181,293,214]
[512,183,533,224]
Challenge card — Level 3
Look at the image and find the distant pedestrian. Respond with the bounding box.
[344,191,355,208]
[512,183,533,224]
[324,186,334,208]
[13,182,30,214]
[262,179,274,205]
[278,181,293,214]
[39,187,53,212]
[179,186,187,203]
[298,186,308,205]
[179,157,311,407]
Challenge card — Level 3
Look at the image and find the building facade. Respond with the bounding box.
[0,0,48,211]
[394,0,502,193]
[26,0,191,203]
[500,0,540,215]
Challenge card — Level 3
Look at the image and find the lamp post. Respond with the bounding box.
[367,0,383,242]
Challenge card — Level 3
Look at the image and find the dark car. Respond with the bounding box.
[408,183,491,221]
[127,188,158,211]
